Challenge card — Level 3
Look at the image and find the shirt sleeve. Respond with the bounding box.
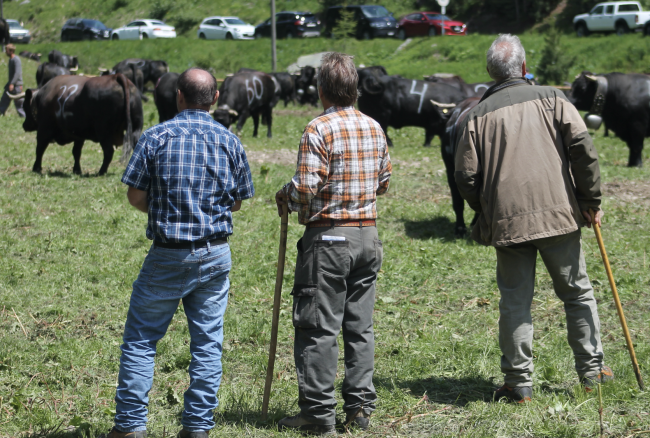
[10,58,22,86]
[285,126,329,211]
[234,145,255,201]
[121,132,151,191]
[376,139,392,196]
[454,122,483,212]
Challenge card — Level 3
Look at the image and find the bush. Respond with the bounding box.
[535,26,576,85]
[112,0,128,11]
[170,13,201,35]
[150,0,174,21]
[331,7,357,39]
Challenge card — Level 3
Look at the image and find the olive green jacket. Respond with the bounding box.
[454,78,601,247]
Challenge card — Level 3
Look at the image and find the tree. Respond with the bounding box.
[535,26,576,85]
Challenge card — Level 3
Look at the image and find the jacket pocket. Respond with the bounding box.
[291,286,319,329]
[148,262,191,298]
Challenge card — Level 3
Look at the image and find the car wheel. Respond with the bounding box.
[576,23,589,37]
[142,33,149,39]
[645,24,650,36]
[61,33,67,42]
[199,33,206,39]
[112,34,119,41]
[362,30,371,40]
[428,27,436,37]
[615,22,629,36]
[255,32,262,39]
[226,32,233,40]
[397,28,406,40]
[82,33,91,41]
[286,31,294,39]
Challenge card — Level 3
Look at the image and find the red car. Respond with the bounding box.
[397,12,467,39]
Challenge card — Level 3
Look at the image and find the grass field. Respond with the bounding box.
[2,33,650,438]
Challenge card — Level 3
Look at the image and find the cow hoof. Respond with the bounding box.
[267,134,272,139]
[32,167,42,174]
[454,225,468,237]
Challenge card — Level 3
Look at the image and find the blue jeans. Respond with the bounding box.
[114,242,231,432]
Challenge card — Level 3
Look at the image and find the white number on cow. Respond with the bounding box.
[245,77,264,105]
[56,84,79,119]
[410,80,428,114]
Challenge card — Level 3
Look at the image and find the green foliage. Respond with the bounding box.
[112,0,128,11]
[150,0,174,21]
[169,13,202,35]
[536,26,576,85]
[331,7,357,39]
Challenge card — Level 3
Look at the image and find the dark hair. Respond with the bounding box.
[317,52,358,107]
[177,67,218,107]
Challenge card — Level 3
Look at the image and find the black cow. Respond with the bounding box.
[112,58,169,88]
[19,51,42,62]
[295,66,319,106]
[270,72,296,107]
[441,97,481,236]
[569,71,650,167]
[0,19,10,46]
[213,70,275,138]
[17,74,143,175]
[36,63,70,87]
[357,66,466,146]
[424,74,494,98]
[153,72,180,123]
[48,50,79,71]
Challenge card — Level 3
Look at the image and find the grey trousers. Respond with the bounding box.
[0,85,26,117]
[496,230,604,387]
[292,225,382,425]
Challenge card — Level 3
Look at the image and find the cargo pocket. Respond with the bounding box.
[148,263,191,298]
[291,286,319,329]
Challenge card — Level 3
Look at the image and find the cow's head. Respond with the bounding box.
[21,88,39,132]
[568,71,599,111]
[69,56,79,71]
[149,60,169,82]
[430,99,457,121]
[358,66,388,95]
[213,105,239,129]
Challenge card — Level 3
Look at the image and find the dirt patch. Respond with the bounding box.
[273,107,322,118]
[602,180,650,206]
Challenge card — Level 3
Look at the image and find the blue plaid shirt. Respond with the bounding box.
[122,109,255,243]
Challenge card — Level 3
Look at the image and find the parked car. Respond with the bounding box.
[324,5,399,40]
[7,19,31,44]
[111,19,176,40]
[397,12,466,39]
[60,18,111,41]
[198,16,255,40]
[255,11,321,39]
[573,1,650,36]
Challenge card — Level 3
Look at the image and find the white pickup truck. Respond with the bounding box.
[573,1,650,36]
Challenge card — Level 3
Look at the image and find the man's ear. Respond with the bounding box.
[521,60,527,77]
[211,90,219,106]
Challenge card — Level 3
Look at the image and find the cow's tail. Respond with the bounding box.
[116,73,134,164]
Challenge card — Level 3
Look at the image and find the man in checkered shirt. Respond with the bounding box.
[109,68,254,438]
[276,52,392,435]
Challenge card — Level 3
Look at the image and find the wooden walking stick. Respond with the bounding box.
[589,209,644,390]
[262,204,289,420]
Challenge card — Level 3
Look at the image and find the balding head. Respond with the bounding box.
[176,67,219,110]
[486,34,526,82]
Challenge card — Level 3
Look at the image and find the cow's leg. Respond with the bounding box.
[98,141,115,176]
[627,127,644,167]
[424,128,436,147]
[33,134,50,174]
[236,112,249,137]
[72,139,85,175]
[251,113,260,138]
[265,108,273,139]
[441,142,466,236]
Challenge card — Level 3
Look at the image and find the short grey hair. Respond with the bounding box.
[486,34,526,81]
[317,52,359,106]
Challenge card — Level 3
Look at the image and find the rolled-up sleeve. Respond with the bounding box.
[454,124,482,212]
[376,143,392,196]
[121,133,151,191]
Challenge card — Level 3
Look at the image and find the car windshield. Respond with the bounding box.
[225,18,246,25]
[361,6,390,18]
[84,20,107,29]
[425,14,451,20]
[8,21,23,29]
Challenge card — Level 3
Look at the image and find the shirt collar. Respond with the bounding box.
[179,108,212,118]
[324,105,354,115]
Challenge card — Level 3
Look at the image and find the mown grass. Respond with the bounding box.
[2,47,650,436]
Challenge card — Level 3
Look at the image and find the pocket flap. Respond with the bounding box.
[291,285,317,297]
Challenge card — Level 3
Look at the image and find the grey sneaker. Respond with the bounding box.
[344,410,371,431]
[278,413,336,435]
[581,366,614,392]
[177,429,208,438]
[104,428,147,438]
[493,384,533,403]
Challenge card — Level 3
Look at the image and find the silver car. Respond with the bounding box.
[7,19,32,44]
[197,16,255,40]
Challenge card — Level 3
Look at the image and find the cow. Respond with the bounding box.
[213,70,275,138]
[0,19,10,46]
[294,66,319,106]
[440,97,481,236]
[424,73,494,98]
[569,71,650,167]
[153,72,180,123]
[270,72,296,107]
[357,66,466,147]
[11,74,143,175]
[48,50,79,71]
[19,51,42,62]
[36,63,70,87]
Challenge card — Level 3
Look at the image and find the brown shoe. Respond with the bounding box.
[581,366,614,392]
[493,384,532,403]
[344,410,371,431]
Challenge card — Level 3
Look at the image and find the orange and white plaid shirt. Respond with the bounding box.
[283,106,392,225]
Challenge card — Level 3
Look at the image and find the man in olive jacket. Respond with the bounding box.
[455,34,612,402]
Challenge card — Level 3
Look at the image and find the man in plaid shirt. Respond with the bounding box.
[108,68,254,438]
[276,52,392,435]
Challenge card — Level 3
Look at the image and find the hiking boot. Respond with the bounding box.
[581,366,614,392]
[344,410,371,431]
[278,413,336,435]
[493,384,532,403]
[177,429,209,438]
[103,428,147,438]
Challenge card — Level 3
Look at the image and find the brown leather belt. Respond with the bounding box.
[307,219,376,228]
[154,237,228,249]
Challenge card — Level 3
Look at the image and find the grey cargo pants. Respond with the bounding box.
[0,85,26,118]
[495,230,604,387]
[292,224,383,425]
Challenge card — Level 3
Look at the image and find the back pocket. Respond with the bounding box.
[148,263,191,298]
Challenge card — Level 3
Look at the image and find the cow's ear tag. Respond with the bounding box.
[443,109,449,114]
